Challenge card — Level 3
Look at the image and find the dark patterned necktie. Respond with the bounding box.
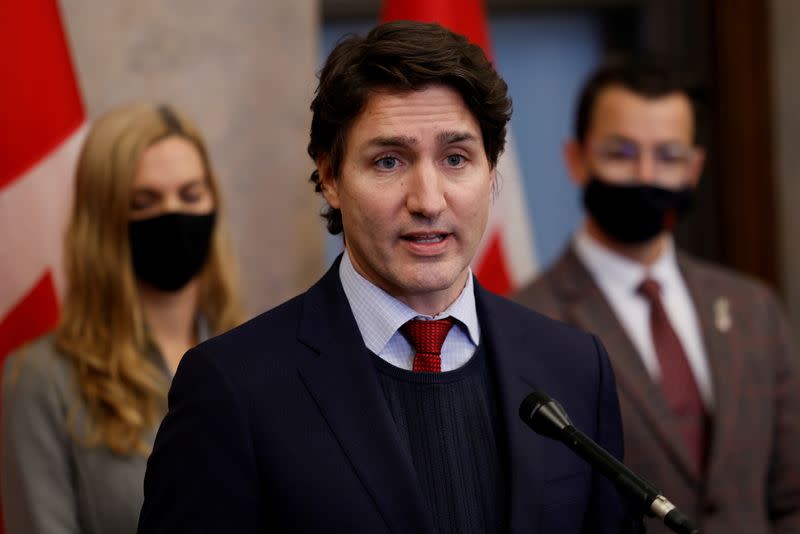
[400,318,454,373]
[638,278,708,472]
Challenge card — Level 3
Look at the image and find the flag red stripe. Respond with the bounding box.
[380,0,493,59]
[475,231,513,295]
[0,272,60,358]
[0,0,85,190]
[1,4,82,527]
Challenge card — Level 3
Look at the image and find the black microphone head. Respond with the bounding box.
[519,391,573,440]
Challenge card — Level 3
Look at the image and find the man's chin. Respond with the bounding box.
[402,268,469,296]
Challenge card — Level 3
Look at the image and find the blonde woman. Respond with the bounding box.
[1,103,243,534]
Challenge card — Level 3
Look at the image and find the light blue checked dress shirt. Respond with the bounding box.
[339,250,480,372]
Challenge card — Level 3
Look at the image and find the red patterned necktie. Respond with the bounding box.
[638,278,708,472]
[400,318,454,373]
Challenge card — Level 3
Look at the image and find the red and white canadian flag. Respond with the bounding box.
[380,0,538,296]
[0,4,86,523]
[0,1,85,360]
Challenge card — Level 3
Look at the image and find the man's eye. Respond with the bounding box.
[376,157,399,170]
[603,149,636,162]
[445,154,466,167]
[658,155,685,165]
[656,147,692,165]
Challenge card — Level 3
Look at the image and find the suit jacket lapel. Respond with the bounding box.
[550,248,700,481]
[476,282,548,530]
[295,260,435,533]
[677,254,743,484]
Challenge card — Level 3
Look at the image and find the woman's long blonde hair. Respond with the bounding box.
[55,103,243,455]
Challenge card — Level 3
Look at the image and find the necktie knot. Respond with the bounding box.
[401,318,454,373]
[637,278,662,302]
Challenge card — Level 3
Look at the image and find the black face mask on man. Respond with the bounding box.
[582,177,693,244]
[129,212,216,292]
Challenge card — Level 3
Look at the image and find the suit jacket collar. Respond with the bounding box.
[675,254,744,487]
[546,247,703,481]
[547,246,744,484]
[294,257,555,531]
[295,257,434,532]
[474,283,564,530]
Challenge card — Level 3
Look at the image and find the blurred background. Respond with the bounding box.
[3,0,799,339]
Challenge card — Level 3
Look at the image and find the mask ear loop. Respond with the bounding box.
[157,105,186,135]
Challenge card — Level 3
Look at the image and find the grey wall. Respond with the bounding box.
[770,0,800,335]
[59,0,322,316]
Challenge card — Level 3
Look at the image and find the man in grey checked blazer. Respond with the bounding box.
[515,60,800,533]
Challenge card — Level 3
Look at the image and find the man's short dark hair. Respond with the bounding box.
[308,20,512,235]
[574,59,696,143]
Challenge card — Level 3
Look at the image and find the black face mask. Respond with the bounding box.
[582,177,693,244]
[129,212,216,292]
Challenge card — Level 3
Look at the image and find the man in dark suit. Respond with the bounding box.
[515,60,800,533]
[138,21,630,533]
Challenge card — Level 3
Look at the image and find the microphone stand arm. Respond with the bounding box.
[560,425,698,534]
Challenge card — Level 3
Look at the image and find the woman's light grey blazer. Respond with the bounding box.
[2,336,167,534]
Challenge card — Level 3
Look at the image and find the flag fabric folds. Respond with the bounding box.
[380,0,538,296]
[0,3,86,528]
[0,0,85,360]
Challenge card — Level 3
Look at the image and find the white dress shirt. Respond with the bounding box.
[339,250,480,372]
[573,229,714,408]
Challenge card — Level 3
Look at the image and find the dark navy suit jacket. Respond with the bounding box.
[138,259,628,533]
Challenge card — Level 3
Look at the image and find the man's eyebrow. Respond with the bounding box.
[602,134,635,144]
[437,131,480,145]
[366,135,418,148]
[363,132,480,149]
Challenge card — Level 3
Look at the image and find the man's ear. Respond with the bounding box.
[318,158,340,209]
[564,139,591,187]
[688,147,706,188]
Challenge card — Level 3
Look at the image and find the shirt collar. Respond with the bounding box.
[338,249,480,355]
[573,226,682,294]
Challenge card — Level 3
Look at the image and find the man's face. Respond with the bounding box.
[566,85,703,190]
[320,85,495,315]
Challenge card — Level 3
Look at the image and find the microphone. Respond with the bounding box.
[519,391,700,534]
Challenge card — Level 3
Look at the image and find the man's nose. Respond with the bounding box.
[406,162,446,218]
[636,151,658,184]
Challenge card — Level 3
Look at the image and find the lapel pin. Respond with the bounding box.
[714,297,731,333]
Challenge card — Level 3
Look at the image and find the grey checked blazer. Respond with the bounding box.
[515,245,800,534]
